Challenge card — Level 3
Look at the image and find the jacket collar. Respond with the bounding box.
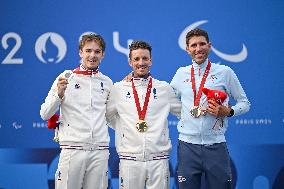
[192,58,209,69]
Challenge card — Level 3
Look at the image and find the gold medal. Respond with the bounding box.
[132,78,152,133]
[136,120,148,132]
[190,106,202,118]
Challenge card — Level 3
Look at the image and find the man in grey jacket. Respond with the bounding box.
[171,28,250,189]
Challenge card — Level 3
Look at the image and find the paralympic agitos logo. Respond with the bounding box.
[33,21,247,64]
[114,20,248,63]
[178,20,248,63]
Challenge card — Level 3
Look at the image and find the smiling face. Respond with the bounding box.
[186,36,211,64]
[79,40,104,70]
[129,48,152,78]
[186,35,211,65]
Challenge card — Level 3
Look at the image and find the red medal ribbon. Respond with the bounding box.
[72,67,98,75]
[191,60,211,106]
[132,77,152,120]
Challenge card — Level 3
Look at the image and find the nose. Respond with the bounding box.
[136,58,145,65]
[90,50,96,56]
[138,59,144,64]
[196,44,202,51]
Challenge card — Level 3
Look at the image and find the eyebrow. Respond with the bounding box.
[85,48,102,51]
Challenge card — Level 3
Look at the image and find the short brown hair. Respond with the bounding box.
[129,40,152,59]
[79,33,106,52]
[186,28,209,46]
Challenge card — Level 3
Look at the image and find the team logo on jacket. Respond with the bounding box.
[153,88,157,99]
[210,75,217,82]
[75,83,80,89]
[120,177,124,188]
[57,170,62,181]
[100,82,104,93]
[126,91,131,99]
[184,78,191,83]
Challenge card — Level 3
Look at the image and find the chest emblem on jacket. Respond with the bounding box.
[153,88,157,99]
[74,83,80,89]
[100,82,105,93]
[126,91,131,99]
[210,75,218,82]
[184,78,191,83]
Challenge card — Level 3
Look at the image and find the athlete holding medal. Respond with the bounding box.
[40,34,112,189]
[171,28,250,189]
[106,41,181,189]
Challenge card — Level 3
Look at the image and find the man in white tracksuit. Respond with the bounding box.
[106,41,181,189]
[40,34,112,189]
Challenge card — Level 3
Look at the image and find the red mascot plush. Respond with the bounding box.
[202,88,227,105]
[47,114,59,129]
[47,114,60,142]
[202,88,228,129]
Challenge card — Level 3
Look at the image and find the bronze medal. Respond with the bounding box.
[136,120,148,132]
[190,60,211,118]
[190,106,202,118]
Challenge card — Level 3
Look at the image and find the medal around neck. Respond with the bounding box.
[136,120,148,132]
[190,60,211,118]
[132,77,152,133]
[190,106,202,118]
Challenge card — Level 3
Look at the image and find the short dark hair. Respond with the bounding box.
[129,40,152,59]
[186,28,209,46]
[79,33,106,52]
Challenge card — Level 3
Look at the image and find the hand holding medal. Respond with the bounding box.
[57,71,73,99]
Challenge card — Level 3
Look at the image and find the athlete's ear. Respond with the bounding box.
[128,58,133,67]
[185,46,191,55]
[79,50,83,58]
[208,42,212,50]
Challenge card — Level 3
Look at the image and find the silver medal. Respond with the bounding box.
[190,106,201,118]
[65,71,73,82]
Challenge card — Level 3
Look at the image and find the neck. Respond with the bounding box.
[193,59,208,65]
[133,73,150,79]
[81,64,98,71]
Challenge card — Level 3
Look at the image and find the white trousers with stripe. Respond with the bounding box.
[119,159,170,189]
[55,148,109,189]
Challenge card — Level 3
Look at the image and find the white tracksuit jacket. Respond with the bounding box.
[106,77,181,161]
[40,68,113,149]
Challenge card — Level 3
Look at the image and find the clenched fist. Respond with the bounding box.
[57,77,68,99]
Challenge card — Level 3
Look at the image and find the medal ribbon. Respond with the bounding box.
[191,60,211,106]
[72,67,98,75]
[132,77,152,120]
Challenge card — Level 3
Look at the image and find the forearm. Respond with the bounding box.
[227,68,251,116]
[169,86,182,118]
[40,93,61,120]
[231,99,250,116]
